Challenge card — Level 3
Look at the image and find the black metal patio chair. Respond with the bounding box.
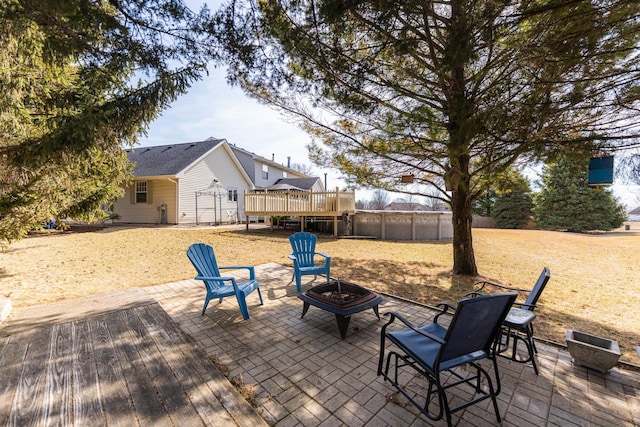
[467,267,551,374]
[378,292,517,426]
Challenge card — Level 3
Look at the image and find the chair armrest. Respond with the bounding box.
[219,265,255,280]
[316,252,330,267]
[195,275,236,282]
[383,311,446,344]
[433,302,457,324]
[513,301,537,310]
[313,252,331,266]
[463,291,483,299]
[287,254,297,261]
[195,275,241,292]
[473,280,529,294]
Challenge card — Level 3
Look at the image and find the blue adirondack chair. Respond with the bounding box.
[186,243,263,320]
[288,232,331,292]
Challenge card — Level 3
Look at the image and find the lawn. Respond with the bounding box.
[2,224,639,364]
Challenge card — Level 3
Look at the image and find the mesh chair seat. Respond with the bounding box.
[378,293,517,426]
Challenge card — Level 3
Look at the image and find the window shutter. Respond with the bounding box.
[147,181,153,204]
[130,184,136,204]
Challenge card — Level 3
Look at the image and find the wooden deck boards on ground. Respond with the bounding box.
[0,302,266,426]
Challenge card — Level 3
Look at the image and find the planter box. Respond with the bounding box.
[566,329,620,373]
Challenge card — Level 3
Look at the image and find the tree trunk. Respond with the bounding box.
[447,1,477,276]
[451,182,477,276]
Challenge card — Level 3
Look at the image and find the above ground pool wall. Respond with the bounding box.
[351,210,453,241]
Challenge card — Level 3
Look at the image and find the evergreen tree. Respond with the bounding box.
[0,0,215,242]
[494,191,533,229]
[533,156,626,232]
[492,168,533,229]
[472,189,496,217]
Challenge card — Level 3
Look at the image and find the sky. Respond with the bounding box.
[138,0,640,209]
[138,66,323,177]
[138,0,335,184]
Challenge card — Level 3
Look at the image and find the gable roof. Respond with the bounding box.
[272,177,320,191]
[125,138,224,177]
[229,144,307,178]
[628,206,640,215]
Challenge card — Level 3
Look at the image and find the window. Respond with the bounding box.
[228,189,238,202]
[283,171,288,178]
[135,181,147,203]
[262,164,269,179]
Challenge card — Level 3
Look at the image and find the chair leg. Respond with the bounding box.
[294,270,302,292]
[202,297,211,316]
[524,327,539,375]
[486,357,503,424]
[529,324,538,353]
[236,294,250,320]
[377,328,388,375]
[501,326,539,375]
[256,286,264,305]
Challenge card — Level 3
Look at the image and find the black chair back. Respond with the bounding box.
[523,267,551,310]
[441,293,517,364]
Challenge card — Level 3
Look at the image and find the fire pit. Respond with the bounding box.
[298,279,384,338]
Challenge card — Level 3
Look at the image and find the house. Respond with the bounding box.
[384,202,430,211]
[384,201,449,212]
[264,177,324,192]
[628,206,640,222]
[112,138,309,225]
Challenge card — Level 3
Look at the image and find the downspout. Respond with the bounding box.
[168,177,179,224]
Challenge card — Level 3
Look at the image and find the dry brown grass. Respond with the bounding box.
[2,224,639,364]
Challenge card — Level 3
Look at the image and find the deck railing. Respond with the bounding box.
[244,189,356,217]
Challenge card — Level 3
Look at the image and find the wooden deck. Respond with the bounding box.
[0,292,267,426]
[244,189,356,236]
[244,189,356,217]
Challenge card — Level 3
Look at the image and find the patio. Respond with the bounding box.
[149,263,640,426]
[2,263,639,426]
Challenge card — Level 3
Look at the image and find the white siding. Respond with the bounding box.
[179,147,250,224]
[113,179,177,224]
[253,161,271,188]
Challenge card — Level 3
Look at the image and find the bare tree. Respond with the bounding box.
[369,189,390,210]
[289,162,315,176]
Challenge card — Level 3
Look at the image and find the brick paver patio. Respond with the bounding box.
[146,263,640,426]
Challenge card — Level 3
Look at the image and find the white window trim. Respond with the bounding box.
[136,181,147,204]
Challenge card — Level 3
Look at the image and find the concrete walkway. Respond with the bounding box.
[146,263,640,426]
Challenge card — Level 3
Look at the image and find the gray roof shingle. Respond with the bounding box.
[126,138,224,177]
[273,177,320,191]
[628,206,640,215]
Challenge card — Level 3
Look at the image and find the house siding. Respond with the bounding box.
[112,139,315,225]
[179,146,249,224]
[232,149,256,182]
[113,179,177,224]
[231,146,306,188]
